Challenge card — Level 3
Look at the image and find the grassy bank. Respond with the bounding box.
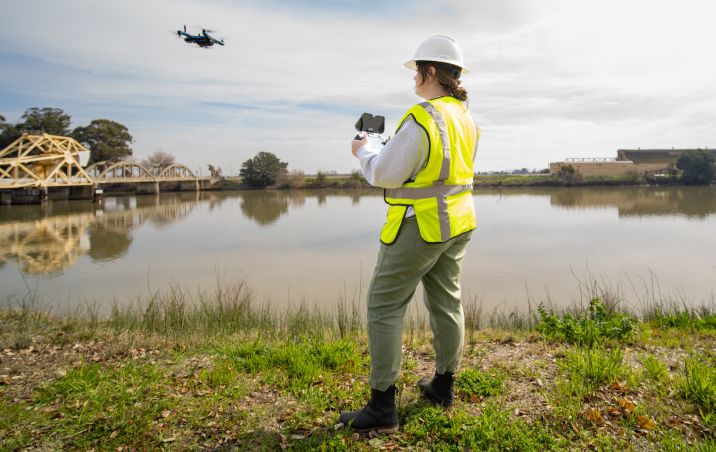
[213,174,706,191]
[2,279,716,451]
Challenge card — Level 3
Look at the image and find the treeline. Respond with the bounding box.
[0,107,132,165]
[237,151,365,189]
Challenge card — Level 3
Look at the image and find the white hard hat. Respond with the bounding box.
[404,35,469,74]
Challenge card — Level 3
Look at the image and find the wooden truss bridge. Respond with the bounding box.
[0,134,212,202]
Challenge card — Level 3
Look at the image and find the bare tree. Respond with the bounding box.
[140,150,175,168]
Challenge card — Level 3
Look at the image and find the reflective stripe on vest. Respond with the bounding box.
[380,97,477,245]
[385,182,473,243]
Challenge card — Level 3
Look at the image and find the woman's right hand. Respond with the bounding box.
[351,133,368,157]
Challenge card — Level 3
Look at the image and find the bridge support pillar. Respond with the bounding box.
[136,182,159,194]
[6,189,43,205]
[180,180,200,191]
[69,185,93,200]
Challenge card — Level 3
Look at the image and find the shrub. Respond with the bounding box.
[239,151,288,187]
[557,164,583,185]
[536,298,634,345]
[677,149,716,185]
[278,169,305,189]
[625,169,643,184]
[309,170,330,188]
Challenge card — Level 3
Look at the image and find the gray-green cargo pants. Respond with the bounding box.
[367,216,473,391]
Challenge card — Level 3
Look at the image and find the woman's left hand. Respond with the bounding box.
[351,133,368,157]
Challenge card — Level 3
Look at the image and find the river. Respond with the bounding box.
[1,186,715,313]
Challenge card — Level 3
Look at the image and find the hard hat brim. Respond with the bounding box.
[404,58,469,74]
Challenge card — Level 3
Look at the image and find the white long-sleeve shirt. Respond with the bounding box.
[357,112,479,217]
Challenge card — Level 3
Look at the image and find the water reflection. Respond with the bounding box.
[239,191,306,226]
[0,192,202,274]
[0,213,93,274]
[237,189,379,226]
[2,187,714,281]
[548,186,716,219]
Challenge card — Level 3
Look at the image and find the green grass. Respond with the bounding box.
[4,275,716,451]
[455,366,505,398]
[560,346,624,387]
[641,353,670,382]
[678,358,716,413]
[223,334,366,394]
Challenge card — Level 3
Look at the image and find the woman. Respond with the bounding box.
[340,35,480,433]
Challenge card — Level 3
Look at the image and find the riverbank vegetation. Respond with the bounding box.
[2,277,716,451]
[218,172,714,192]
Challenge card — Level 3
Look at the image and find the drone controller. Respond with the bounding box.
[354,113,388,148]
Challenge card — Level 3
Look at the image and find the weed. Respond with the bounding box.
[641,353,669,382]
[536,298,634,345]
[401,400,561,451]
[225,334,362,393]
[560,346,624,387]
[455,366,505,398]
[678,358,716,412]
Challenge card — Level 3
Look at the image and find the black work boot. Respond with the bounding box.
[338,385,399,433]
[417,372,455,407]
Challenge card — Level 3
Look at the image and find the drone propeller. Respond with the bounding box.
[184,25,186,33]
[191,25,218,34]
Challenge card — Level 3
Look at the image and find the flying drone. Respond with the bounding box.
[175,25,224,48]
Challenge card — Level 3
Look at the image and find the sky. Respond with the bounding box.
[1,0,715,174]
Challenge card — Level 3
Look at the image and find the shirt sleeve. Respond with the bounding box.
[356,117,429,188]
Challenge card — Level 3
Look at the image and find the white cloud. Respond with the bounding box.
[1,0,714,173]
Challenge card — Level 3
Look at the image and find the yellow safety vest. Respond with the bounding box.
[381,96,479,245]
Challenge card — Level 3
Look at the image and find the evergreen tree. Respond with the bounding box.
[239,152,288,187]
[677,149,716,185]
[72,119,133,164]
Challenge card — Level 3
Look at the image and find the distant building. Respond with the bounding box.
[550,148,713,176]
[617,148,716,164]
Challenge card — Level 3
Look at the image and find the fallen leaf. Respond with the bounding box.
[43,407,58,413]
[618,398,636,412]
[110,430,118,439]
[470,394,479,403]
[352,432,360,441]
[586,410,604,426]
[161,410,171,419]
[279,434,287,443]
[334,423,344,430]
[291,435,304,440]
[535,378,544,389]
[636,415,656,430]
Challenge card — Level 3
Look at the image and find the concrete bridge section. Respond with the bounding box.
[0,133,215,204]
